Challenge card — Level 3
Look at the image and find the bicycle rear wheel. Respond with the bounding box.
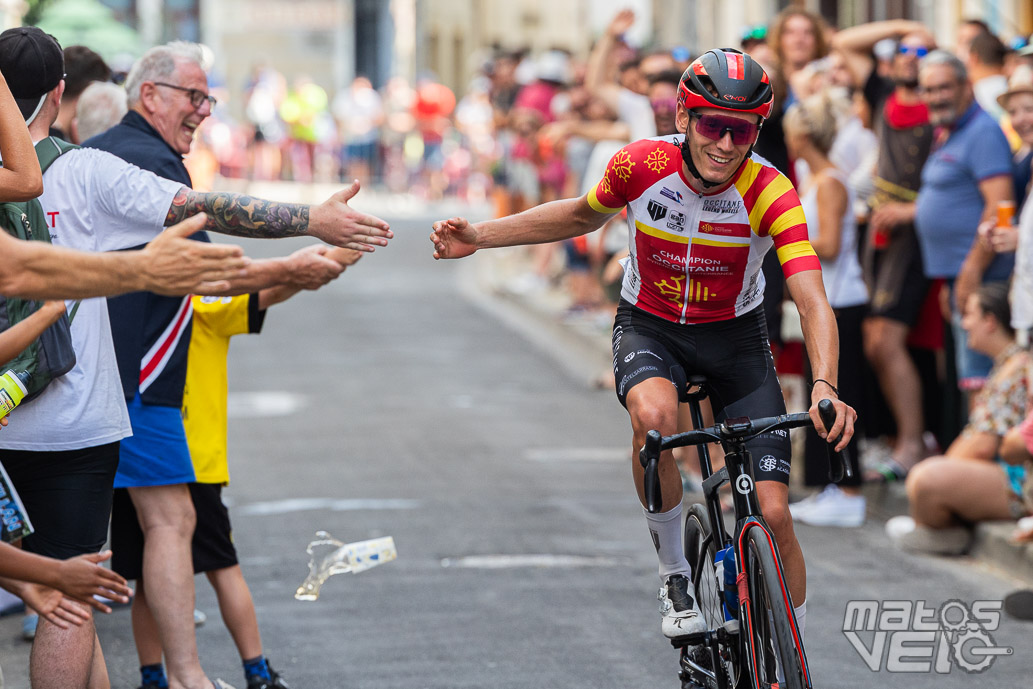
[741,525,808,689]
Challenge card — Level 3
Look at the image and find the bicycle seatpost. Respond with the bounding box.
[640,430,663,513]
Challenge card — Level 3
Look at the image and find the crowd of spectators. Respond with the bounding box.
[442,8,1033,552]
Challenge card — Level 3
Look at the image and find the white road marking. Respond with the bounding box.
[227,391,307,418]
[237,497,421,516]
[524,447,629,462]
[440,554,627,569]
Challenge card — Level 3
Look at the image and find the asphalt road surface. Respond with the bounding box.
[0,196,1029,688]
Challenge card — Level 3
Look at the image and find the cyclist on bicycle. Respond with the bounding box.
[430,49,856,641]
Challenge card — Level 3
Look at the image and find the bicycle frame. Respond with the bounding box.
[640,382,842,689]
[690,395,810,689]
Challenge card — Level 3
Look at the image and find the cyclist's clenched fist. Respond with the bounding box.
[430,217,478,260]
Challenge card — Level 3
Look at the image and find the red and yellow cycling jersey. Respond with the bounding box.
[588,136,820,324]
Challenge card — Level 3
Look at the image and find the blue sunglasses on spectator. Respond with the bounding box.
[898,45,929,57]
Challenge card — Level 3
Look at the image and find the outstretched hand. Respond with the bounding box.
[54,550,132,613]
[144,213,249,295]
[324,246,364,269]
[18,583,91,629]
[430,217,478,260]
[283,244,346,290]
[309,180,393,252]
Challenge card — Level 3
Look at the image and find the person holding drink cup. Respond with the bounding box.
[990,64,1033,345]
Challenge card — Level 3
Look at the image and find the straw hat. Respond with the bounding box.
[998,64,1033,108]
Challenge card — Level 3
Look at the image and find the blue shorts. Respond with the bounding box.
[1001,460,1027,498]
[113,394,195,488]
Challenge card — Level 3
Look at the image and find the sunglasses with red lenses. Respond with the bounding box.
[689,111,759,145]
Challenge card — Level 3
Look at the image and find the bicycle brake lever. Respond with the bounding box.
[817,399,851,483]
[641,430,663,513]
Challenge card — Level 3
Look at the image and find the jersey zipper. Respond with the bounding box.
[680,190,705,324]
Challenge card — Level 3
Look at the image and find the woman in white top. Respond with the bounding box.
[783,90,869,526]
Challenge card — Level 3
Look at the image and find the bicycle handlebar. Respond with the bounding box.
[638,399,850,513]
[817,398,852,483]
[658,412,813,451]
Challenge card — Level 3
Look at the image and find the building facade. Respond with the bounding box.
[16,0,1033,104]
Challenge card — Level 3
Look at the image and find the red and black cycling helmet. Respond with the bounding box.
[678,48,773,119]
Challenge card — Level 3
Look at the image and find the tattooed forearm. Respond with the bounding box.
[165,188,310,239]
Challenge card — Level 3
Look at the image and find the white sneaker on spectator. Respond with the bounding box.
[505,273,548,295]
[885,515,971,555]
[790,485,865,527]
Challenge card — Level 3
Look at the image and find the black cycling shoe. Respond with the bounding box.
[246,663,290,689]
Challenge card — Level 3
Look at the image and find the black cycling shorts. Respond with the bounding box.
[0,442,120,559]
[611,301,792,484]
[111,482,238,580]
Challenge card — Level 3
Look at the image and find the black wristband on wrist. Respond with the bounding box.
[811,378,839,397]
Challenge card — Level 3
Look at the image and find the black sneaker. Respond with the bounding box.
[659,574,706,639]
[246,663,290,689]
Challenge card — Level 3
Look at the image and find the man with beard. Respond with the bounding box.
[833,21,938,480]
[911,52,1014,387]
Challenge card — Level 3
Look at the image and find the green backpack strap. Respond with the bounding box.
[35,136,79,173]
[34,138,82,320]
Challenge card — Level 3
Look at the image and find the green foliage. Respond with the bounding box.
[24,0,55,26]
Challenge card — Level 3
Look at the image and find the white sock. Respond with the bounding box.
[644,504,690,581]
[794,600,807,642]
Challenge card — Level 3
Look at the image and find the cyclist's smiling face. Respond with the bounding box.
[677,105,760,188]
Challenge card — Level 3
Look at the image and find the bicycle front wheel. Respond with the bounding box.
[682,503,737,689]
[684,503,723,629]
[741,524,808,689]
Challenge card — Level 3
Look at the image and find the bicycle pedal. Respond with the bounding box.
[669,631,708,648]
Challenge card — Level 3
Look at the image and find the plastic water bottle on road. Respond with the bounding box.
[295,531,397,601]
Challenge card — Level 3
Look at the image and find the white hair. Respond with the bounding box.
[919,50,968,83]
[76,82,128,141]
[125,41,205,107]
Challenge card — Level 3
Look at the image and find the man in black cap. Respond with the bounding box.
[0,26,391,689]
[0,27,64,125]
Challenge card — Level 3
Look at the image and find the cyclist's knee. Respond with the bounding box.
[758,488,794,540]
[629,403,679,441]
[627,381,679,436]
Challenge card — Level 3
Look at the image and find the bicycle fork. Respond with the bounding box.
[718,451,811,689]
[731,517,812,689]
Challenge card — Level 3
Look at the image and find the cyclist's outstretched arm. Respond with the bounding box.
[785,269,856,450]
[430,195,612,260]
